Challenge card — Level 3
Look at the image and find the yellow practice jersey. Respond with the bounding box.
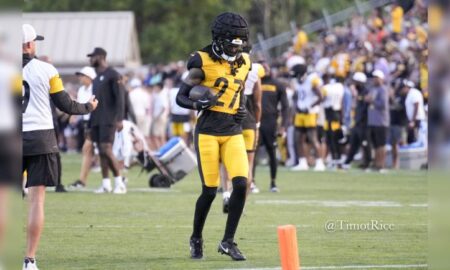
[187,46,252,135]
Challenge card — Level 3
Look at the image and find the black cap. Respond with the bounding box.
[87,47,107,57]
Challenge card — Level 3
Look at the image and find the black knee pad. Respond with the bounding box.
[201,185,217,200]
[231,177,247,195]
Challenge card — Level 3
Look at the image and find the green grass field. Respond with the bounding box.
[35,154,426,270]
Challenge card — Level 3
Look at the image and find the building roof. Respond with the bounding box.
[23,12,141,70]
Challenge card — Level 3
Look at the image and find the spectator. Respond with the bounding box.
[69,66,97,189]
[128,77,152,140]
[401,80,426,144]
[366,70,390,171]
[149,74,169,149]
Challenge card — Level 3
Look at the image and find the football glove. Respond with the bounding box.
[234,106,247,124]
[194,96,218,110]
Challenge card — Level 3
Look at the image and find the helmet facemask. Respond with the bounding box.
[212,37,245,62]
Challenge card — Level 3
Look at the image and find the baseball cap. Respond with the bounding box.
[75,66,96,80]
[352,72,367,83]
[402,79,415,88]
[22,24,44,44]
[87,47,107,57]
[372,70,385,80]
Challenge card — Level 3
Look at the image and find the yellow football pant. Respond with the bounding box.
[196,133,248,187]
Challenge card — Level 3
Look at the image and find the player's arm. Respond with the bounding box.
[113,74,126,121]
[311,81,324,108]
[176,68,204,110]
[176,53,214,110]
[278,83,289,128]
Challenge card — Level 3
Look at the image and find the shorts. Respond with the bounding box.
[136,115,151,137]
[23,153,59,188]
[151,117,168,137]
[171,122,191,136]
[242,128,257,152]
[389,125,405,145]
[294,113,318,131]
[195,133,248,187]
[369,126,388,149]
[91,125,116,144]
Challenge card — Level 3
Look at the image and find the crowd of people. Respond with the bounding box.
[57,2,428,193]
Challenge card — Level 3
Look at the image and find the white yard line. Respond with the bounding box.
[221,264,427,270]
[254,200,427,208]
[60,187,179,193]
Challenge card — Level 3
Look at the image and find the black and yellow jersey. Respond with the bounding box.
[261,76,289,128]
[188,46,252,135]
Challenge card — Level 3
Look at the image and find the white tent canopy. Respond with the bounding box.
[23,11,141,72]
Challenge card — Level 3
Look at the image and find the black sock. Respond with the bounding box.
[271,180,276,188]
[191,185,217,239]
[223,177,247,242]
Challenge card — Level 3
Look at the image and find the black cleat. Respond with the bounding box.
[55,184,67,193]
[218,240,246,261]
[223,197,229,214]
[189,238,203,259]
[68,179,86,189]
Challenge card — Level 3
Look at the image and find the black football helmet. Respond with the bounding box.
[211,12,249,62]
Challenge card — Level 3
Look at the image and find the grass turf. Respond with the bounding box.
[34,154,426,269]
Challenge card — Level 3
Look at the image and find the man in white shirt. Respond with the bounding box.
[22,24,97,270]
[69,67,97,189]
[401,80,426,144]
[128,77,152,138]
[150,76,169,149]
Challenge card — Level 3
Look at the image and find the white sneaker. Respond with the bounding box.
[291,158,309,171]
[314,159,326,171]
[113,184,127,194]
[23,258,39,270]
[94,179,112,194]
[250,182,260,194]
[94,185,112,194]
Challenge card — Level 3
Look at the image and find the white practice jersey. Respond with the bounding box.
[294,72,323,113]
[23,58,63,132]
[244,63,264,95]
[322,82,344,111]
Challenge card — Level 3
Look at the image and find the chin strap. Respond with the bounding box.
[212,42,236,62]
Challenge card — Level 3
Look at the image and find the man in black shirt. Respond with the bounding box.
[255,63,288,192]
[87,47,126,194]
[389,81,408,169]
[343,72,371,168]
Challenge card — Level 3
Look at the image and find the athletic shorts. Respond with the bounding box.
[91,125,116,144]
[389,125,405,145]
[194,133,248,187]
[151,117,168,137]
[23,153,58,188]
[242,128,257,152]
[294,113,318,131]
[369,126,388,149]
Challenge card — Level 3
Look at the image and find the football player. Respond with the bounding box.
[290,63,325,171]
[176,12,251,261]
[255,61,289,192]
